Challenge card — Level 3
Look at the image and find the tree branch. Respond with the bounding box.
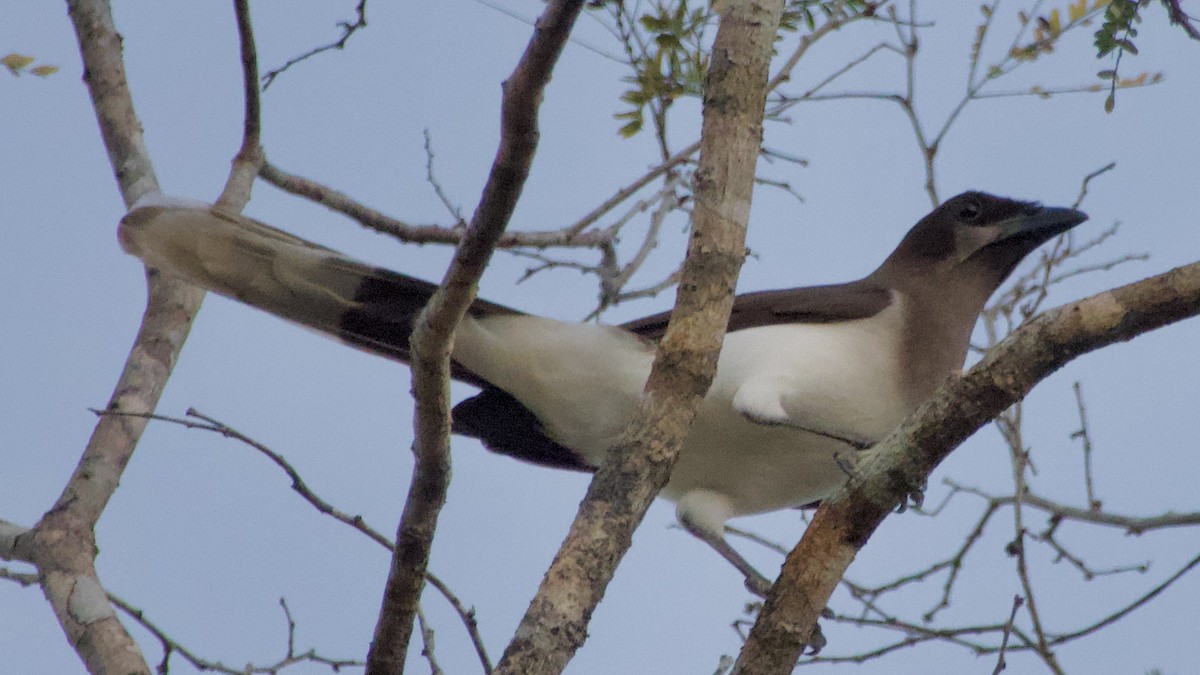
[493,1,785,672]
[260,0,368,89]
[734,259,1200,672]
[259,160,614,248]
[364,2,585,672]
[214,0,264,212]
[22,3,267,671]
[11,2,199,672]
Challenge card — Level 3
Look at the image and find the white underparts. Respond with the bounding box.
[453,296,912,535]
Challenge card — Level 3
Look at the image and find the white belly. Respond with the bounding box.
[453,302,911,520]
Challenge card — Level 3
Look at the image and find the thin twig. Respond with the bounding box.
[1074,162,1116,209]
[93,407,495,672]
[261,0,368,89]
[1071,381,1100,509]
[370,2,587,671]
[216,0,264,213]
[1046,551,1200,643]
[260,160,613,249]
[416,607,446,675]
[991,596,1024,674]
[105,591,362,674]
[423,129,465,225]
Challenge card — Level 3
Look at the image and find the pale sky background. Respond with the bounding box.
[3,2,1200,673]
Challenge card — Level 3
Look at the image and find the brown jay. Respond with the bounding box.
[118,191,1087,593]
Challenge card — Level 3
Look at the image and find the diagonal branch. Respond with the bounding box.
[14,2,194,673]
[493,1,785,672]
[23,3,266,672]
[734,259,1200,673]
[363,2,586,672]
[261,0,368,89]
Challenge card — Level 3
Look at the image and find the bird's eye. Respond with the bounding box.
[958,201,982,222]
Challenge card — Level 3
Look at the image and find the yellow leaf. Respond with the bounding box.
[30,65,59,78]
[1118,72,1148,87]
[2,53,36,75]
[1068,0,1088,22]
[1048,9,1062,35]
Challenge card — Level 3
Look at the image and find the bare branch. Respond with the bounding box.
[259,160,613,249]
[1071,381,1101,509]
[108,592,362,674]
[0,566,39,587]
[1046,551,1200,643]
[261,0,368,89]
[102,407,495,673]
[424,574,493,674]
[16,1,214,671]
[416,607,445,675]
[766,2,873,91]
[1163,0,1200,40]
[215,0,265,212]
[1008,448,1065,673]
[992,595,1023,675]
[1037,518,1149,580]
[100,407,399,549]
[367,2,586,671]
[423,129,466,225]
[563,140,700,238]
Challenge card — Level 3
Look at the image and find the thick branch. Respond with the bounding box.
[363,2,585,672]
[492,2,785,673]
[734,260,1200,672]
[17,2,203,673]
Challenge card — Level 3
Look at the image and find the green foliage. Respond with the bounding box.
[1093,0,1150,111]
[611,0,871,138]
[1094,0,1144,58]
[780,0,871,33]
[613,0,710,138]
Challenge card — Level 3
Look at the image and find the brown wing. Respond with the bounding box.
[621,281,893,341]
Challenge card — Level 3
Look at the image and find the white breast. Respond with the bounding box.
[667,297,910,518]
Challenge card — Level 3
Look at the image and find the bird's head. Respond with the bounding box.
[882,191,1089,287]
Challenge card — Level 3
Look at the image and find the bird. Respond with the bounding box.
[118,191,1087,593]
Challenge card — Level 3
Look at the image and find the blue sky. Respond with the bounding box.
[3,2,1199,673]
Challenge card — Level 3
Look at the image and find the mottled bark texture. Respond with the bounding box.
[11,1,207,673]
[492,2,787,673]
[734,260,1200,673]
[364,2,587,673]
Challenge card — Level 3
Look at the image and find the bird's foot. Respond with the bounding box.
[742,569,774,599]
[895,476,927,513]
[805,620,827,655]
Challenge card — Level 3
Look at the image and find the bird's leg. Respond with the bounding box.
[681,516,835,653]
[679,513,774,598]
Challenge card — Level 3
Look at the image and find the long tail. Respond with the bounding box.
[118,198,516,381]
